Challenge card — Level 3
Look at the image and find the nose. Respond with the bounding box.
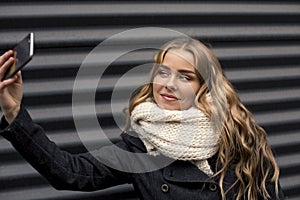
[165,75,177,91]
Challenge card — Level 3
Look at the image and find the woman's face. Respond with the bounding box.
[152,50,201,110]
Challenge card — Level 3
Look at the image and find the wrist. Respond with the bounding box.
[4,105,20,124]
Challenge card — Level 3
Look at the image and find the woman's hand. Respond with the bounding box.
[0,50,23,124]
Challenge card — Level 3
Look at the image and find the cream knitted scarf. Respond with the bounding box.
[130,101,219,176]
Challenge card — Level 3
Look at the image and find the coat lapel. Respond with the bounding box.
[163,160,215,183]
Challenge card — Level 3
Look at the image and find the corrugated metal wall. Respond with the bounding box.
[0,1,299,199]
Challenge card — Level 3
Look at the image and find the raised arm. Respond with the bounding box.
[0,50,131,191]
[0,105,131,191]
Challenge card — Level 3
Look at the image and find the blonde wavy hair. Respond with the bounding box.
[127,38,280,199]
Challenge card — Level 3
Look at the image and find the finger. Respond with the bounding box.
[0,57,14,80]
[0,50,14,66]
[0,75,17,91]
[14,71,23,84]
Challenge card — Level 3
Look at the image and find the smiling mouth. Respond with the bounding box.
[161,94,180,101]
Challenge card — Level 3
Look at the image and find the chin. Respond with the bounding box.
[158,103,180,111]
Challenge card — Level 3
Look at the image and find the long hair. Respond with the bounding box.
[127,38,280,199]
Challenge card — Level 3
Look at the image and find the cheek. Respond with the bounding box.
[152,79,162,100]
[181,84,199,101]
[153,75,163,85]
[185,91,196,103]
[152,76,164,92]
[183,84,197,94]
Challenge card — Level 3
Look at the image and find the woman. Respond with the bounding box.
[0,38,284,199]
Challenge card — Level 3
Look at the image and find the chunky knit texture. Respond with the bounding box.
[130,101,219,176]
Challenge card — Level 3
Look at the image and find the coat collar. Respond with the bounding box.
[121,131,147,152]
[122,131,220,183]
[163,160,215,183]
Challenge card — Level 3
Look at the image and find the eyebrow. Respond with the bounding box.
[159,64,196,74]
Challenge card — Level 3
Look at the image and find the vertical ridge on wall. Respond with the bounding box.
[0,1,299,199]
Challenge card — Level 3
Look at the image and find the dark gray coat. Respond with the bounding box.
[0,105,284,200]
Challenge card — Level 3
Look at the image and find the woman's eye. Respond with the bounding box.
[158,70,169,77]
[179,75,191,81]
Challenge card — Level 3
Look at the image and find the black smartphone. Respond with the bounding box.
[3,32,34,80]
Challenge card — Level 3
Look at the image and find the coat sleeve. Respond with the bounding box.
[0,105,132,191]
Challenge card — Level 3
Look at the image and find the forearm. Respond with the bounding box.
[0,105,130,191]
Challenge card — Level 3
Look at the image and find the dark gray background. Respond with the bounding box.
[0,0,299,199]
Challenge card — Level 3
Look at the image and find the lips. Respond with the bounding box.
[161,93,180,101]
